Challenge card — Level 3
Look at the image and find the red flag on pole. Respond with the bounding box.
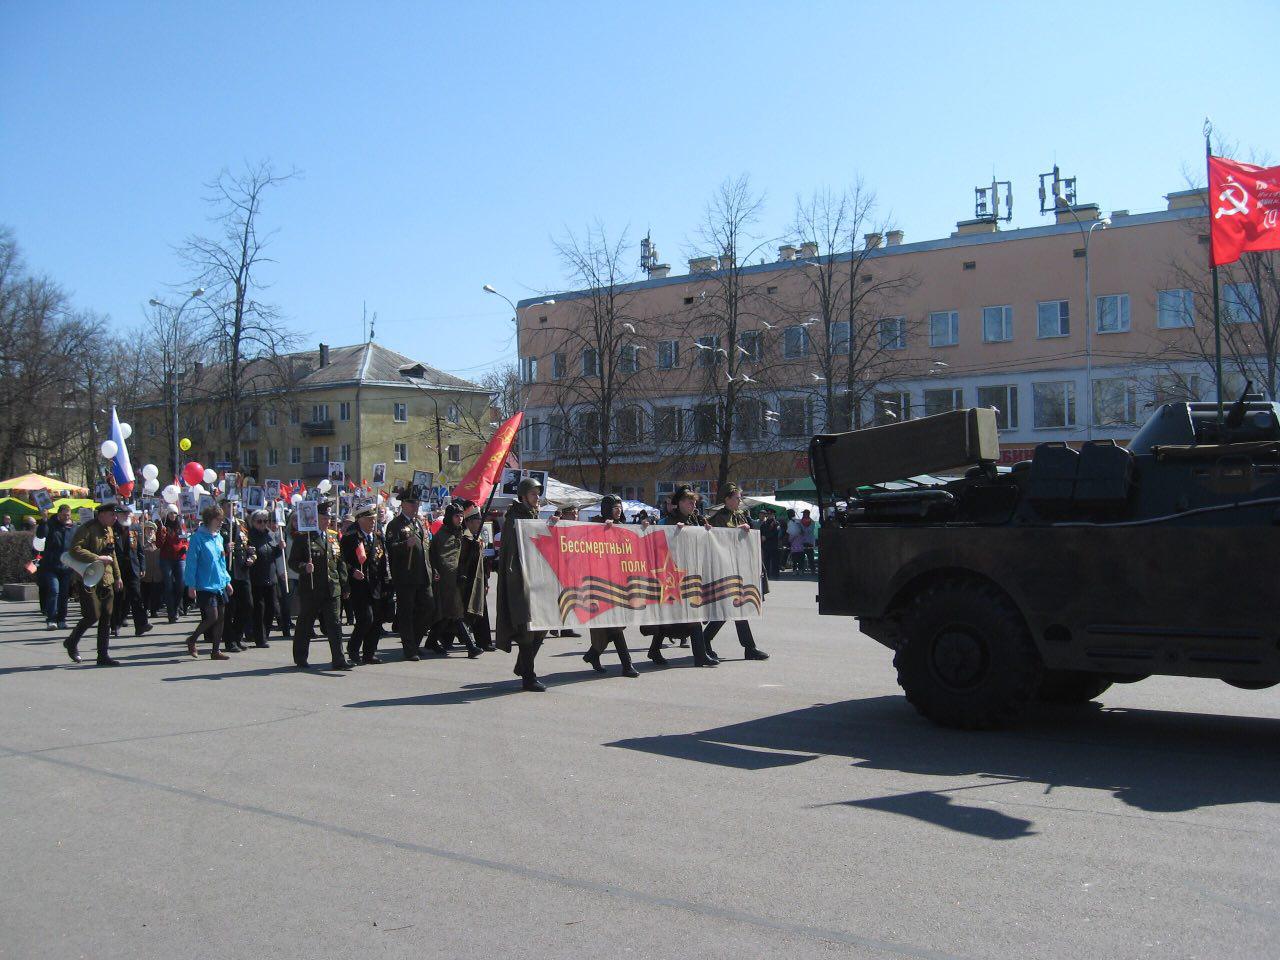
[449,412,524,505]
[1209,156,1280,267]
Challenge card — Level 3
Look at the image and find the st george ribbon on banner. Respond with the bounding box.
[516,519,763,631]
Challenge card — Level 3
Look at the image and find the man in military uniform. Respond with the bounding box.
[287,500,351,670]
[64,502,124,665]
[495,476,548,691]
[703,481,769,661]
[384,485,435,660]
[110,507,153,638]
[341,504,389,665]
[457,502,494,651]
[429,502,483,658]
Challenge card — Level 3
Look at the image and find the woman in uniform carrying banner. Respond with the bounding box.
[495,476,548,691]
[581,495,640,678]
[644,485,716,668]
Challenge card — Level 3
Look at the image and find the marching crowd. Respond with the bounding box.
[30,477,780,692]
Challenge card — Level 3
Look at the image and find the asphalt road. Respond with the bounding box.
[1,578,1276,960]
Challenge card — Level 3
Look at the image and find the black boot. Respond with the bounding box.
[615,639,639,678]
[583,647,606,673]
[521,674,546,692]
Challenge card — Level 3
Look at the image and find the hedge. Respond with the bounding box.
[0,532,36,583]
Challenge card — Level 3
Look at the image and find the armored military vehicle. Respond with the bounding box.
[811,390,1280,728]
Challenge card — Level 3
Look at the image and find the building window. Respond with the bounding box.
[1033,381,1076,429]
[976,384,1018,430]
[551,352,567,379]
[338,402,351,422]
[657,339,679,370]
[1037,300,1070,338]
[929,310,959,347]
[1153,374,1201,406]
[520,356,538,383]
[267,408,278,427]
[581,348,600,377]
[311,445,329,463]
[242,448,258,469]
[734,397,766,442]
[654,406,683,443]
[878,317,907,351]
[447,403,460,424]
[615,407,644,445]
[311,404,328,423]
[1093,378,1138,426]
[289,406,300,425]
[289,447,301,465]
[1095,294,1130,333]
[547,413,567,450]
[223,412,233,430]
[783,326,808,360]
[1157,289,1195,329]
[393,402,407,423]
[394,443,408,463]
[923,387,963,417]
[147,421,156,437]
[574,410,600,444]
[983,305,1014,342]
[827,322,850,355]
[737,330,763,362]
[521,416,541,454]
[875,391,911,425]
[268,448,279,466]
[447,444,461,463]
[339,443,351,462]
[693,403,718,442]
[696,335,720,367]
[1223,283,1259,324]
[619,344,640,375]
[828,393,855,432]
[780,397,809,437]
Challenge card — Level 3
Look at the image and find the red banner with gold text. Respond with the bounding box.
[1209,156,1280,267]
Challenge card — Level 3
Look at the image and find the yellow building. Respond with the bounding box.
[129,342,494,491]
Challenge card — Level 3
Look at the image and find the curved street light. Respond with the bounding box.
[148,287,206,479]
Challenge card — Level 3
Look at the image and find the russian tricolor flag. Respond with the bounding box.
[110,406,135,498]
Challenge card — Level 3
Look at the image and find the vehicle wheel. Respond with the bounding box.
[1036,669,1112,704]
[894,579,1041,729]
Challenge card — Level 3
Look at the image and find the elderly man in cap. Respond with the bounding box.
[429,501,483,658]
[495,476,548,691]
[287,499,351,670]
[64,502,124,665]
[341,503,389,664]
[385,484,435,661]
[703,481,769,661]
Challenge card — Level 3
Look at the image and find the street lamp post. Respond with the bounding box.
[149,288,205,480]
[1055,210,1110,440]
[398,370,445,480]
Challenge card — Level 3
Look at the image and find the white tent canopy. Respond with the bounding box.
[741,495,818,516]
[543,476,601,509]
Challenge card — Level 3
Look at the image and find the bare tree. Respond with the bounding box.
[478,362,521,421]
[792,183,920,431]
[180,162,300,470]
[539,223,643,492]
[132,299,211,478]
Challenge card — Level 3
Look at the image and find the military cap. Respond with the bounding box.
[672,484,699,504]
[94,501,118,515]
[316,499,333,516]
[516,476,543,497]
[401,484,422,503]
[354,504,377,520]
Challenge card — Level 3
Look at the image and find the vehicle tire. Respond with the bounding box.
[1036,669,1112,704]
[894,578,1041,729]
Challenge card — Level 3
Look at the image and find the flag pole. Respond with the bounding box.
[1206,119,1225,426]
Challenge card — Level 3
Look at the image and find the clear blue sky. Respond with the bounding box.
[3,1,1277,382]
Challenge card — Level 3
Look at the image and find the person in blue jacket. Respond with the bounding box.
[184,503,233,660]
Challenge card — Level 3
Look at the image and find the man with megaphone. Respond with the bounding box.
[64,502,124,665]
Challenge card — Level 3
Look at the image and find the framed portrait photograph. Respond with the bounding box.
[179,488,199,517]
[243,485,266,511]
[328,461,346,486]
[263,479,281,502]
[295,500,319,533]
[412,469,433,492]
[32,489,53,513]
[371,463,386,486]
[499,467,522,497]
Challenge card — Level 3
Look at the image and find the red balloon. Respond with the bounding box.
[182,461,205,486]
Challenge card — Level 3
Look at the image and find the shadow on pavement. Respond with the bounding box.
[606,695,1280,838]
[344,662,656,708]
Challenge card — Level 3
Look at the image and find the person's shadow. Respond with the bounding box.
[606,696,1280,840]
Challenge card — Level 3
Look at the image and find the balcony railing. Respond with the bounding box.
[301,419,335,436]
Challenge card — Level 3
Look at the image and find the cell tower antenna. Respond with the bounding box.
[974,176,1013,225]
[1038,163,1078,215]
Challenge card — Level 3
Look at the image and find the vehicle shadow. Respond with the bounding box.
[606,695,1280,838]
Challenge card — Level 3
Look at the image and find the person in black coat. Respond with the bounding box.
[582,496,639,677]
[36,505,74,629]
[247,510,283,648]
[111,508,153,638]
[341,505,390,664]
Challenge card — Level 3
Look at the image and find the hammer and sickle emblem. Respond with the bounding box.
[1215,176,1250,219]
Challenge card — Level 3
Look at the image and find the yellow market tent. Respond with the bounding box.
[0,496,40,520]
[0,473,89,495]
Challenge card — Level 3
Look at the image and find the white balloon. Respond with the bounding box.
[203,468,217,485]
[192,484,206,497]
[100,439,118,459]
[317,479,331,493]
[119,423,133,440]
[161,485,180,504]
[141,463,159,481]
[290,494,303,505]
[143,478,160,495]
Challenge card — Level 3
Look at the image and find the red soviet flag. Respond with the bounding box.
[449,412,524,505]
[1209,156,1280,267]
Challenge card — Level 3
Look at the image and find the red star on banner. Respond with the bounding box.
[655,554,686,605]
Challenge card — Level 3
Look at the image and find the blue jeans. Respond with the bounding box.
[38,568,70,623]
[160,557,185,619]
